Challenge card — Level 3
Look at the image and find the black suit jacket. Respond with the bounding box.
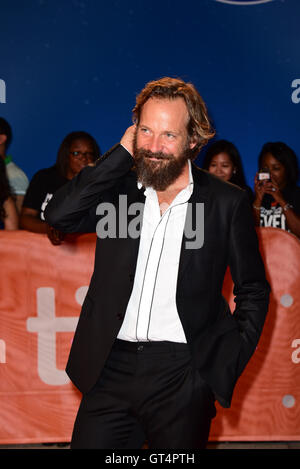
[45,144,270,407]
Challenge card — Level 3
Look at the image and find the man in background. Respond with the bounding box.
[0,117,29,213]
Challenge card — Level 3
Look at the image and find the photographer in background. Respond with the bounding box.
[253,142,300,238]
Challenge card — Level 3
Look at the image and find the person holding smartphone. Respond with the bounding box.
[253,142,300,238]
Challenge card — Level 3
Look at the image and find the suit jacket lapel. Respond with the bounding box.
[126,178,145,271]
[177,165,211,285]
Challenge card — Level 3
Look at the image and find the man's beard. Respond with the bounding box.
[133,136,192,192]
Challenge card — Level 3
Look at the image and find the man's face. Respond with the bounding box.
[133,97,195,191]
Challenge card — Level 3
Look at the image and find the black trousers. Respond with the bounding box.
[71,339,216,449]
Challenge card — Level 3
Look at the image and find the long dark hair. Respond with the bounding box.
[202,139,248,189]
[0,158,12,220]
[258,142,299,187]
[55,131,101,178]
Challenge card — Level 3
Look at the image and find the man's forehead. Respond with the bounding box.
[144,95,187,107]
[140,97,189,124]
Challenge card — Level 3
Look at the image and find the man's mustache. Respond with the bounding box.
[138,149,172,161]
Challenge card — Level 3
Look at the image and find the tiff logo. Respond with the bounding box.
[0,340,5,363]
[0,79,6,103]
[27,286,87,385]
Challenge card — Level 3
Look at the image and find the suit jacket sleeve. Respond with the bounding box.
[229,191,270,377]
[44,144,133,233]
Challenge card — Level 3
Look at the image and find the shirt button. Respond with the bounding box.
[137,345,144,352]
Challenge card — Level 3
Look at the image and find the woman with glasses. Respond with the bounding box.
[20,131,100,244]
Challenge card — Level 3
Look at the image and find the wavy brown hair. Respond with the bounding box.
[132,77,215,160]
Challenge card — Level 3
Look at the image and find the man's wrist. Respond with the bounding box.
[120,142,133,157]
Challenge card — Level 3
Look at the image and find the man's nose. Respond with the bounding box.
[148,136,162,153]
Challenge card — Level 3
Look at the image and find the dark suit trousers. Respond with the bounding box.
[71,339,216,449]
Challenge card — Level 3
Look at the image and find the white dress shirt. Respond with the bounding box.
[117,160,194,343]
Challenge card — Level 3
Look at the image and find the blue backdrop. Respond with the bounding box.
[0,0,299,186]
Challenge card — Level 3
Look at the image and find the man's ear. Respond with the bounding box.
[0,134,7,146]
[188,134,198,150]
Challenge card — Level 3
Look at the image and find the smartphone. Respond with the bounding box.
[258,168,271,182]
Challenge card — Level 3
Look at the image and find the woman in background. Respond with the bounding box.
[253,141,300,238]
[202,139,253,201]
[20,131,100,244]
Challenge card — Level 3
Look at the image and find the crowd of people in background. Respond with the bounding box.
[20,130,100,245]
[203,138,300,238]
[0,116,300,239]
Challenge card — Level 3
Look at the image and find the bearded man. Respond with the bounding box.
[45,77,270,449]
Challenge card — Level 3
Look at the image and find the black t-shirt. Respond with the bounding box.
[23,165,68,221]
[259,185,300,233]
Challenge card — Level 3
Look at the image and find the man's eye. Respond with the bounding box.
[166,133,175,138]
